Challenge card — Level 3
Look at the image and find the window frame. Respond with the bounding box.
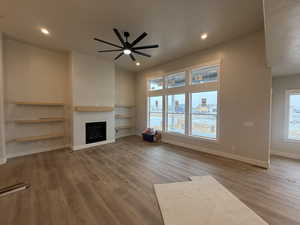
[189,90,219,141]
[166,93,186,135]
[166,71,186,89]
[148,77,164,91]
[285,89,300,143]
[146,60,221,142]
[190,65,219,86]
[147,95,164,131]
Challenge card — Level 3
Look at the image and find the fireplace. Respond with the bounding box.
[85,122,107,144]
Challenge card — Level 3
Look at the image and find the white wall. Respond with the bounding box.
[0,33,6,164]
[3,39,69,158]
[136,31,272,168]
[271,74,300,159]
[70,52,115,149]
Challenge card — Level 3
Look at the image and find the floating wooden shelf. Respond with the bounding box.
[14,118,65,124]
[115,114,132,119]
[74,106,114,112]
[14,133,65,142]
[14,101,65,106]
[115,104,135,108]
[116,125,133,129]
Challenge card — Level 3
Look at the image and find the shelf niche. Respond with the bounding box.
[13,101,65,106]
[14,133,65,143]
[115,114,132,119]
[14,118,65,124]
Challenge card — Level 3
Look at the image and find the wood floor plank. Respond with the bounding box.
[0,136,300,225]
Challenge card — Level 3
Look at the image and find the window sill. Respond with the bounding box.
[284,138,300,144]
[163,131,219,143]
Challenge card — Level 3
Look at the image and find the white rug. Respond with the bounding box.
[154,175,268,225]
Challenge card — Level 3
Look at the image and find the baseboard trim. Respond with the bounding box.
[7,145,70,159]
[72,139,115,151]
[0,157,7,165]
[271,151,300,160]
[163,138,269,169]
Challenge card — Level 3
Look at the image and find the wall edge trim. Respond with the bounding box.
[72,139,115,151]
[271,150,300,160]
[163,138,270,169]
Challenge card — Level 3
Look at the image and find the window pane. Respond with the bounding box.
[149,96,163,112]
[191,65,218,85]
[167,72,186,88]
[149,112,163,130]
[288,94,300,140]
[149,96,163,130]
[191,91,217,139]
[167,94,185,134]
[149,78,163,91]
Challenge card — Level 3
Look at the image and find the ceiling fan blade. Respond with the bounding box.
[98,49,122,52]
[131,32,147,47]
[113,28,126,46]
[129,54,136,61]
[114,52,124,60]
[132,50,151,57]
[94,38,122,48]
[132,44,159,50]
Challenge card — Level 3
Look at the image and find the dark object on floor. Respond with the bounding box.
[143,133,155,142]
[142,128,162,142]
[0,183,30,197]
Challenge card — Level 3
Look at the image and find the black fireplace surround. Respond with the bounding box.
[86,122,107,144]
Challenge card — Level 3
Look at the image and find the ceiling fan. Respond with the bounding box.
[94,28,159,62]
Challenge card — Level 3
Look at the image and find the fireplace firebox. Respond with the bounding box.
[85,122,106,144]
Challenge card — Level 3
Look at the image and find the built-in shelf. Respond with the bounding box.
[115,104,135,108]
[14,133,65,143]
[115,114,132,119]
[116,125,133,129]
[74,106,114,112]
[13,101,65,106]
[14,118,65,124]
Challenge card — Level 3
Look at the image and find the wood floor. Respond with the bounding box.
[0,136,300,225]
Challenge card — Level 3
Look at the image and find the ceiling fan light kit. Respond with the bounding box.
[94,28,159,62]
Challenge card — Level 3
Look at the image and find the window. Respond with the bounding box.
[149,77,163,91]
[191,65,218,85]
[166,72,186,88]
[167,94,185,134]
[190,91,218,139]
[148,96,163,130]
[146,63,220,141]
[287,90,300,141]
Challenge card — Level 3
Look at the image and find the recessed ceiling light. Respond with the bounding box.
[40,28,50,35]
[123,49,131,55]
[136,62,140,66]
[201,33,208,40]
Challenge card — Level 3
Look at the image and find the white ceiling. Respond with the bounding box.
[0,0,264,72]
[264,0,300,77]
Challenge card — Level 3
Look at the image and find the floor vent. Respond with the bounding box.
[0,183,30,197]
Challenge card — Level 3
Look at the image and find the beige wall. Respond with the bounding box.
[136,31,272,167]
[115,66,136,138]
[115,66,136,106]
[3,39,69,158]
[0,33,6,163]
[70,52,115,149]
[271,74,300,159]
[4,39,68,103]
